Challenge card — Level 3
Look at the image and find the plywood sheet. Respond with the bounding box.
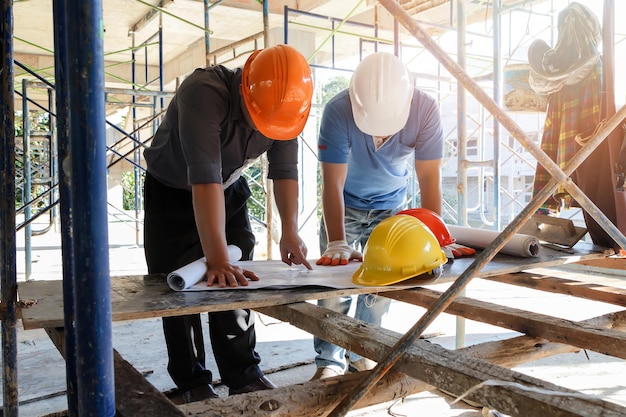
[18,243,606,330]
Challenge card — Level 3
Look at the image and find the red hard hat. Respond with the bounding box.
[396,208,456,246]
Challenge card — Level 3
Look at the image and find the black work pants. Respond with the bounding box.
[143,172,262,391]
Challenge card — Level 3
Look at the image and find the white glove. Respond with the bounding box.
[316,240,363,266]
[442,243,476,259]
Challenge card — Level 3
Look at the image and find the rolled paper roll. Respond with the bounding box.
[166,245,242,291]
[447,225,541,258]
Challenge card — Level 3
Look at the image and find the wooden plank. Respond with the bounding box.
[482,272,626,307]
[180,370,431,417]
[17,245,606,330]
[256,302,626,417]
[383,288,626,359]
[574,257,626,271]
[113,350,185,417]
[175,308,626,417]
[44,328,184,417]
[177,333,584,417]
[19,277,391,330]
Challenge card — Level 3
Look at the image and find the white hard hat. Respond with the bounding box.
[349,52,413,137]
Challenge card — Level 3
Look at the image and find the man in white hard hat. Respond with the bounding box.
[313,51,468,379]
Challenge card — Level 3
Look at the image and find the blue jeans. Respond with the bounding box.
[314,206,400,373]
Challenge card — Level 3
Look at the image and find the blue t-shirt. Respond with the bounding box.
[317,89,444,210]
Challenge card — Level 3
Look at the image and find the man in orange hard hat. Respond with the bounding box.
[143,44,313,402]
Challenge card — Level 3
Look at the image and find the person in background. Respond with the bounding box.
[312,51,444,379]
[143,44,314,402]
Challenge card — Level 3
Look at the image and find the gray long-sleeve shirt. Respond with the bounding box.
[144,65,298,191]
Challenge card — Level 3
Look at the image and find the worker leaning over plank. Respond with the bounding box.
[312,51,469,379]
[143,44,313,402]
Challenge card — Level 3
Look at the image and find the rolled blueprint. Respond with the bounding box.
[167,245,243,291]
[447,225,541,258]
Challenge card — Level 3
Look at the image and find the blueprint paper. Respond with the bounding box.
[173,260,364,291]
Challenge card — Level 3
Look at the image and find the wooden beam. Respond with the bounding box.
[180,329,586,416]
[573,257,626,272]
[383,288,626,359]
[481,271,626,307]
[180,370,431,416]
[178,332,583,417]
[45,328,184,416]
[255,302,626,417]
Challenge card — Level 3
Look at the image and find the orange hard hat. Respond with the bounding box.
[241,44,313,140]
[396,208,456,246]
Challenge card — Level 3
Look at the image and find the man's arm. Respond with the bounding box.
[415,158,442,215]
[316,162,362,266]
[320,162,348,243]
[192,183,259,287]
[272,178,312,269]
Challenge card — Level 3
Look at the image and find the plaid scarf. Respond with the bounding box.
[532,62,602,213]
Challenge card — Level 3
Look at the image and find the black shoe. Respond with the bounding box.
[181,384,219,403]
[228,375,276,395]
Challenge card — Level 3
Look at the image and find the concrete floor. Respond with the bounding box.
[8,223,626,416]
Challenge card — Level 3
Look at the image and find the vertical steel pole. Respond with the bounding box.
[284,5,288,45]
[52,1,79,414]
[204,0,210,67]
[0,0,19,414]
[22,79,32,280]
[456,0,468,228]
[65,2,115,415]
[455,0,467,350]
[492,0,502,230]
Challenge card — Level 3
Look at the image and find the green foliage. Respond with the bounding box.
[315,76,350,221]
[122,170,145,210]
[14,110,52,209]
[245,159,266,220]
[319,76,350,106]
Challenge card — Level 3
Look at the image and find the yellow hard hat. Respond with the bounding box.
[352,215,447,286]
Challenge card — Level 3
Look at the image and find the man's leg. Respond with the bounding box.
[210,177,275,394]
[143,173,215,398]
[348,293,391,369]
[311,216,358,377]
[346,208,397,370]
[313,296,353,376]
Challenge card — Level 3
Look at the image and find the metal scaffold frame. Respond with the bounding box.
[1,1,625,415]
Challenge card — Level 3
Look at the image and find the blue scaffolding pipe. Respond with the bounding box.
[14,60,153,171]
[61,2,115,415]
[1,0,19,414]
[52,1,79,414]
[204,0,210,61]
[263,0,269,43]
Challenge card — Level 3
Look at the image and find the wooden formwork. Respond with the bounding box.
[17,244,626,416]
